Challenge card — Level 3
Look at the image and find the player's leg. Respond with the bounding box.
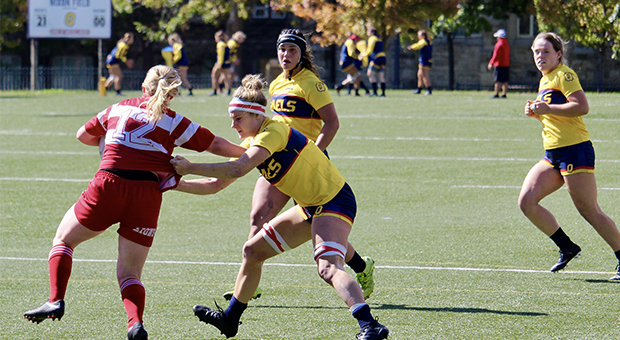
[194,207,311,338]
[312,215,388,340]
[518,161,580,271]
[24,205,103,323]
[117,236,151,340]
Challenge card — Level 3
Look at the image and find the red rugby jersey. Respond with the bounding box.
[83,94,215,190]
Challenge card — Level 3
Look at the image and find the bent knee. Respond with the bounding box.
[242,241,270,262]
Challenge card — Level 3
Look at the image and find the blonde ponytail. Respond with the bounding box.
[142,65,182,122]
[233,74,268,106]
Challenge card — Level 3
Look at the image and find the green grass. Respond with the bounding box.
[2,89,620,339]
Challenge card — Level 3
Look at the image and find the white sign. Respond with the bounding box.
[28,0,111,39]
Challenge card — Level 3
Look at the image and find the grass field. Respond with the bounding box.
[2,88,620,339]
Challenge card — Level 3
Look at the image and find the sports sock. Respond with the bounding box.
[120,278,145,329]
[615,250,620,261]
[360,82,370,94]
[347,251,367,273]
[48,244,74,302]
[188,88,193,95]
[347,84,353,94]
[351,303,374,329]
[224,296,247,324]
[550,228,577,250]
[371,82,378,95]
[380,83,386,95]
[427,86,432,94]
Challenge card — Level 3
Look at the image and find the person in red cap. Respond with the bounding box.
[488,28,510,98]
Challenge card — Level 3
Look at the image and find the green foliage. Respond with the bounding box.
[535,0,620,59]
[0,0,28,50]
[272,0,459,45]
[112,0,253,42]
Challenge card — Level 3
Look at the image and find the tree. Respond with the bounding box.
[0,0,28,51]
[271,0,460,46]
[112,0,254,42]
[431,0,533,90]
[535,0,620,91]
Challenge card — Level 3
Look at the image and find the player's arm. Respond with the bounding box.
[408,39,426,51]
[530,90,589,117]
[76,125,101,146]
[171,145,270,179]
[360,39,375,59]
[175,177,236,195]
[205,136,247,158]
[314,103,339,151]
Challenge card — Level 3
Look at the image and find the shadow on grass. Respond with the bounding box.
[253,304,547,316]
[373,304,548,316]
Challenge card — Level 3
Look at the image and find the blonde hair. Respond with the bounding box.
[121,32,134,44]
[168,33,182,45]
[533,32,568,65]
[232,31,246,41]
[141,65,182,122]
[233,74,268,107]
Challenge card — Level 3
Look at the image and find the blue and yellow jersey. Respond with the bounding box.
[241,118,345,207]
[339,38,360,64]
[362,35,386,62]
[172,42,189,67]
[161,46,174,67]
[216,41,231,67]
[269,68,333,142]
[228,39,241,63]
[536,64,589,150]
[409,38,433,66]
[357,40,369,68]
[106,41,130,65]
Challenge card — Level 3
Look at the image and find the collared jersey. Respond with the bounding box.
[228,39,241,63]
[269,68,333,142]
[106,41,130,65]
[241,118,345,207]
[216,41,231,67]
[536,64,589,150]
[409,38,433,66]
[357,40,369,68]
[362,35,386,61]
[84,94,215,190]
[340,38,360,64]
[161,46,174,67]
[172,42,189,67]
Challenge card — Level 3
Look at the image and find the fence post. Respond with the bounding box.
[30,39,38,91]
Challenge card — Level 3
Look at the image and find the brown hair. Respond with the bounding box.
[141,65,182,122]
[532,32,568,65]
[168,33,182,45]
[277,29,321,79]
[233,74,268,107]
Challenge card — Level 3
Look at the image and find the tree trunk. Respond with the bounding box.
[447,32,455,90]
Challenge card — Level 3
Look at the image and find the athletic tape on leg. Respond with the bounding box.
[260,223,291,254]
[314,241,347,261]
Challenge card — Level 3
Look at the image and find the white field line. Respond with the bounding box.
[0,256,612,276]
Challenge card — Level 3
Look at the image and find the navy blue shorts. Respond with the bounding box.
[541,141,595,176]
[298,183,357,226]
[494,66,509,83]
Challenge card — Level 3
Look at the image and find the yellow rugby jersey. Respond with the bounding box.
[228,39,241,63]
[241,118,345,207]
[537,64,590,150]
[269,68,333,142]
[216,41,230,66]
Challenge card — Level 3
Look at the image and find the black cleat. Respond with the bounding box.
[127,322,148,340]
[413,88,421,94]
[24,300,65,324]
[193,302,240,338]
[610,264,620,280]
[550,246,581,272]
[356,320,389,340]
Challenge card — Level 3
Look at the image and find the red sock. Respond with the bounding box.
[121,278,145,329]
[48,244,73,302]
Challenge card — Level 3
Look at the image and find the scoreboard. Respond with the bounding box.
[28,0,111,39]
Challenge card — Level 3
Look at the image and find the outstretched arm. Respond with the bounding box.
[175,177,236,195]
[171,145,270,179]
[206,136,247,158]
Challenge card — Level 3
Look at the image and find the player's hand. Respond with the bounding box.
[527,100,548,115]
[126,59,134,69]
[525,100,536,117]
[170,155,192,175]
